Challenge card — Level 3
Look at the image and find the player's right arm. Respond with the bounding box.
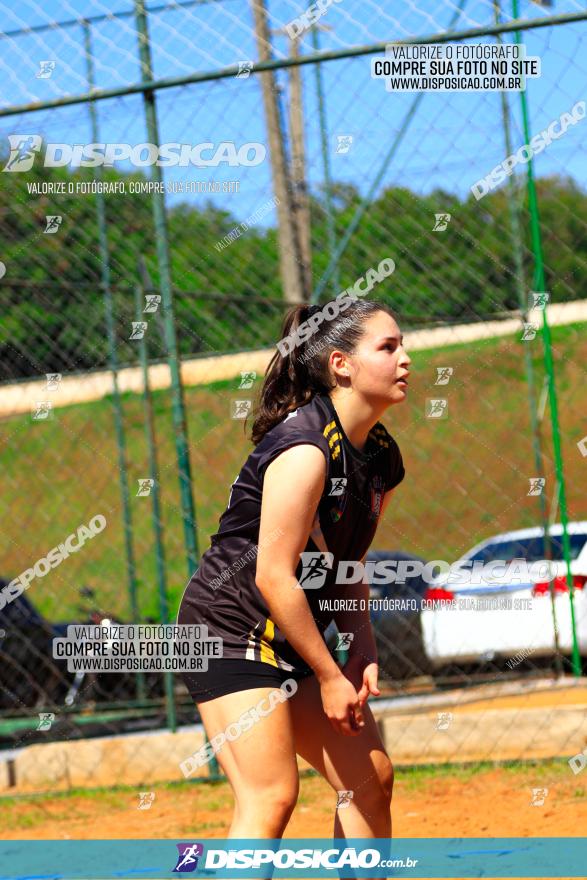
[255,443,364,736]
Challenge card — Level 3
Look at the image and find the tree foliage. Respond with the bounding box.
[0,149,585,380]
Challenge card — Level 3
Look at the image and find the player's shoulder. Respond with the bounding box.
[273,394,336,436]
[260,393,342,463]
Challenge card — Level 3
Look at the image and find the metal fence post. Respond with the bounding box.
[492,1,562,674]
[82,19,146,701]
[132,0,200,578]
[512,0,581,677]
[134,283,177,732]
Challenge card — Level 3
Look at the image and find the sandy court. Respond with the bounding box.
[446,686,587,712]
[2,681,585,879]
[1,761,584,840]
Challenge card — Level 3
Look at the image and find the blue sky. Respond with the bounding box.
[0,0,585,223]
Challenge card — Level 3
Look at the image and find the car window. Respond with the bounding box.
[468,533,587,563]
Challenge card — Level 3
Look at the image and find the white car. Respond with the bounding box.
[421,522,587,668]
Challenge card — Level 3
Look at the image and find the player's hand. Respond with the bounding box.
[319,671,364,736]
[342,654,380,707]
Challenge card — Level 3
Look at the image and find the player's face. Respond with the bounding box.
[345,311,411,405]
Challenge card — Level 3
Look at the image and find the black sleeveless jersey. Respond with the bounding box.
[177,391,405,673]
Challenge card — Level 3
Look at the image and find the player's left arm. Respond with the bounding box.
[333,488,397,705]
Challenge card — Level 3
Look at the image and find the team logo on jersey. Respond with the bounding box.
[369,475,385,520]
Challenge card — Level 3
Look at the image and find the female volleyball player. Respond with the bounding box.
[177,297,410,840]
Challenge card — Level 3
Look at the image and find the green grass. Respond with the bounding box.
[1,322,586,624]
[397,758,576,791]
[0,760,582,832]
[0,758,574,812]
[0,758,580,835]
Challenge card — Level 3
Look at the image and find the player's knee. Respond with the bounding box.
[354,755,394,810]
[376,754,394,801]
[241,777,299,822]
[267,782,299,820]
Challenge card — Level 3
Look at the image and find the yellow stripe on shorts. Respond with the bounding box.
[259,617,278,666]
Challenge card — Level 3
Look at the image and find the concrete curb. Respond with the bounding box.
[3,701,585,794]
[378,704,587,765]
[2,300,585,418]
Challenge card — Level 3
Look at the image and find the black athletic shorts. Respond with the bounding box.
[180,658,315,703]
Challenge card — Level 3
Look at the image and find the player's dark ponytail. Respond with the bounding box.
[249,298,396,445]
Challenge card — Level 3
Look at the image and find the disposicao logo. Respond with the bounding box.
[173,842,204,873]
[2,136,266,171]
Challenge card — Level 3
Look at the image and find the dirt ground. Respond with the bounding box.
[421,684,587,714]
[2,685,586,878]
[1,760,585,840]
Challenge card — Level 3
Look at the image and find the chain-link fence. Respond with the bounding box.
[0,0,586,786]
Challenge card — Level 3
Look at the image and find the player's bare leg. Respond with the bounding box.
[197,686,299,838]
[289,674,393,840]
